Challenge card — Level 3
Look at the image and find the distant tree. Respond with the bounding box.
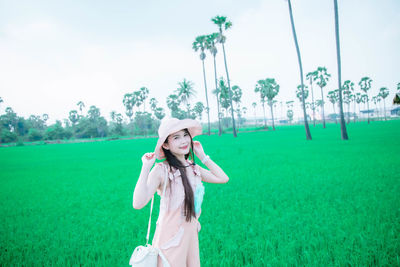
[69,110,79,126]
[306,71,317,127]
[232,85,242,122]
[149,98,158,112]
[77,101,85,116]
[358,77,373,123]
[286,101,294,123]
[296,84,309,105]
[217,78,231,122]
[167,94,185,119]
[212,15,237,137]
[259,78,280,131]
[137,87,149,112]
[193,102,205,120]
[42,114,49,125]
[254,80,268,129]
[206,32,222,136]
[123,93,135,122]
[378,87,389,120]
[327,89,339,124]
[287,0,312,139]
[176,79,196,118]
[154,107,166,121]
[372,95,381,119]
[314,66,331,128]
[393,82,400,105]
[193,35,211,135]
[342,80,354,124]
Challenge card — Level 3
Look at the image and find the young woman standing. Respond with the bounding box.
[133,118,229,267]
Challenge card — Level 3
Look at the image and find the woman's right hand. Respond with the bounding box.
[141,152,156,169]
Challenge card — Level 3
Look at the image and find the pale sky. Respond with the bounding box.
[0,0,399,124]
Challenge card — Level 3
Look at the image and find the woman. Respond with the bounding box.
[132,117,229,267]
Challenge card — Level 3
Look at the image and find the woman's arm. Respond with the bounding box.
[198,158,229,184]
[193,141,229,184]
[132,153,162,209]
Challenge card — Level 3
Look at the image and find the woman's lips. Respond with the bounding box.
[180,145,188,149]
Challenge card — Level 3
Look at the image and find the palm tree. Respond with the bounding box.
[296,84,309,104]
[193,35,211,135]
[232,85,242,124]
[355,92,363,121]
[314,66,331,129]
[175,79,196,118]
[255,81,268,129]
[333,0,348,139]
[327,89,339,124]
[378,87,389,120]
[211,15,237,137]
[138,87,149,112]
[42,114,49,124]
[358,77,373,124]
[69,110,79,126]
[371,95,379,119]
[149,97,158,112]
[342,80,354,124]
[286,101,294,123]
[306,71,317,127]
[287,0,312,140]
[77,101,85,117]
[207,33,223,135]
[123,93,135,122]
[217,78,231,121]
[193,102,205,120]
[262,79,280,130]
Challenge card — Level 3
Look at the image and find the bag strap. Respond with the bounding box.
[145,163,168,245]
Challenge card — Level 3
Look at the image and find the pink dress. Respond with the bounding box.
[152,159,203,267]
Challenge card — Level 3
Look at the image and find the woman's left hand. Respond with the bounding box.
[193,141,206,160]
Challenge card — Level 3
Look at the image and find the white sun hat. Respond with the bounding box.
[154,117,202,160]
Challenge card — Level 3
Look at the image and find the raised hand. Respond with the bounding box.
[193,141,206,160]
[141,152,156,169]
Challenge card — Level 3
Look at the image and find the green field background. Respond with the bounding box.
[1,120,399,266]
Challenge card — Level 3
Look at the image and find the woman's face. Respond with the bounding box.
[162,129,191,156]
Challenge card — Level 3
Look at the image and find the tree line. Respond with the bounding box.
[1,8,399,144]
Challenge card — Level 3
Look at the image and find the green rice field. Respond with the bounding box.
[1,120,399,266]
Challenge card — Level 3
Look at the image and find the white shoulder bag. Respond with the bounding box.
[129,165,170,267]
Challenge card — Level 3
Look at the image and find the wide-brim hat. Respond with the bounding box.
[154,117,202,160]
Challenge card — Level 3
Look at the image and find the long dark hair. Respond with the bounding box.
[162,128,196,222]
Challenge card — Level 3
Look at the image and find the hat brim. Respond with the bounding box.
[154,119,202,160]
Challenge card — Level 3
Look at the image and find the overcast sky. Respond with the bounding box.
[0,0,399,124]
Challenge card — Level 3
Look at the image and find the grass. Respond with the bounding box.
[0,120,399,266]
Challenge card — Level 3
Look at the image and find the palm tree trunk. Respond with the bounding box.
[310,80,316,127]
[334,0,349,139]
[201,59,211,135]
[320,87,326,128]
[288,0,312,140]
[213,55,222,136]
[353,98,356,123]
[347,103,350,124]
[221,42,237,137]
[262,102,267,128]
[367,96,370,124]
[383,99,387,121]
[269,103,275,130]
